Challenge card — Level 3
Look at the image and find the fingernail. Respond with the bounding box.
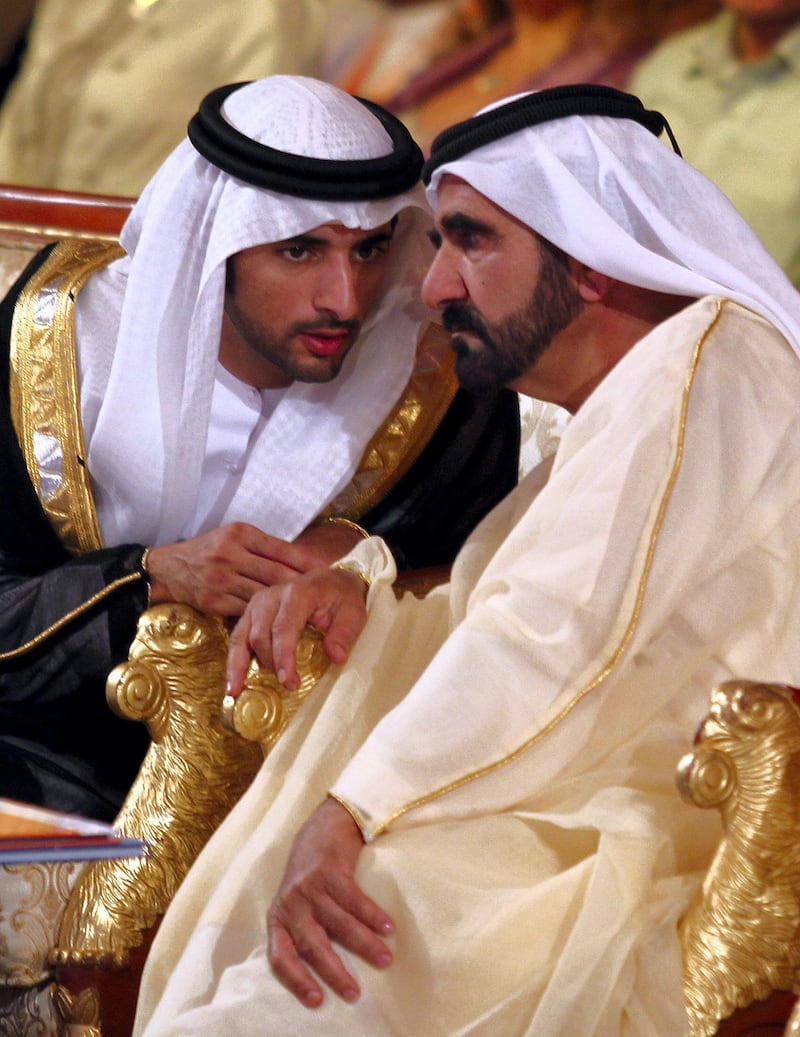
[277,668,287,685]
[342,986,359,1003]
[376,951,392,968]
[303,989,323,1008]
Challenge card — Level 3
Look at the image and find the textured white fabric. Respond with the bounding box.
[517,396,568,477]
[76,75,432,546]
[426,93,800,355]
[135,297,800,1036]
[186,365,272,535]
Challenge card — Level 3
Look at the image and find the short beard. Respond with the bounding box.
[227,301,360,384]
[442,238,582,393]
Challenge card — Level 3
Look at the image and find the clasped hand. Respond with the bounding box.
[143,517,364,620]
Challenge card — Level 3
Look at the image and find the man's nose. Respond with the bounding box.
[422,248,465,310]
[314,256,359,319]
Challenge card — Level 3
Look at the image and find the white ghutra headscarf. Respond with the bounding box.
[423,86,800,357]
[77,75,433,547]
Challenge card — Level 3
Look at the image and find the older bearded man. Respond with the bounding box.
[133,84,800,1037]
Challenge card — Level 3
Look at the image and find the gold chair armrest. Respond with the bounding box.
[678,679,800,1037]
[221,625,329,750]
[50,604,328,970]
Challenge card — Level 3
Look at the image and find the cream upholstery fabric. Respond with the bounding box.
[0,861,84,1036]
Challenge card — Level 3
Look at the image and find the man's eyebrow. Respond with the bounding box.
[358,226,396,249]
[279,233,325,248]
[440,212,494,236]
[276,226,396,251]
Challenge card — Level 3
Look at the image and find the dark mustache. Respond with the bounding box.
[290,317,360,336]
[441,302,488,338]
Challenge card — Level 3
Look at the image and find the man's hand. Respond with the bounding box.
[294,519,366,564]
[226,566,368,694]
[144,521,362,617]
[268,797,395,1009]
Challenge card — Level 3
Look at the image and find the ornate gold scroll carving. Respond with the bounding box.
[52,982,101,1034]
[50,606,255,966]
[678,679,800,1037]
[221,627,329,751]
[50,604,330,969]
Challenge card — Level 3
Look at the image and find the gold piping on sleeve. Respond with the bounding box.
[0,572,143,663]
[327,792,372,842]
[370,299,725,837]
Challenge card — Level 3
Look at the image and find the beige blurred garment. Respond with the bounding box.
[0,0,381,196]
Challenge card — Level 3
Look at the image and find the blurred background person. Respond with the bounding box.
[0,0,384,196]
[338,0,509,105]
[629,0,800,288]
[377,0,720,152]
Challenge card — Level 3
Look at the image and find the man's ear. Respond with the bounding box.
[571,261,610,303]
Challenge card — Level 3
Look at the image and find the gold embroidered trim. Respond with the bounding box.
[9,239,123,554]
[0,572,144,662]
[371,300,725,836]
[324,322,458,521]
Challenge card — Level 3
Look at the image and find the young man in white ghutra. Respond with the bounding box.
[0,75,519,820]
[134,85,800,1036]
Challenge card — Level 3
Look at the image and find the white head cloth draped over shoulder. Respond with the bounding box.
[78,75,432,547]
[423,84,800,356]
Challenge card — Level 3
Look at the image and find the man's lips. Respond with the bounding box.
[300,330,351,357]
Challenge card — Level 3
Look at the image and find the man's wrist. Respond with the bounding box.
[140,543,171,605]
[329,534,397,594]
[139,546,152,608]
[331,560,372,595]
